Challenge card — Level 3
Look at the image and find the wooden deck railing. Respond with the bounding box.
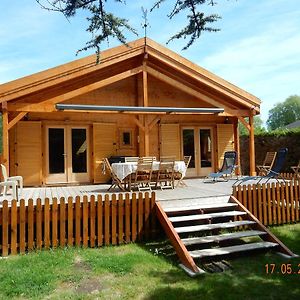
[280,173,299,180]
[0,192,157,257]
[233,179,300,226]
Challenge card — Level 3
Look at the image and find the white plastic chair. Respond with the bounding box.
[1,164,23,197]
[0,180,18,199]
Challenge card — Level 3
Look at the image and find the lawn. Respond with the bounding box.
[0,224,299,300]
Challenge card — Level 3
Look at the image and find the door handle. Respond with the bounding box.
[62,153,67,156]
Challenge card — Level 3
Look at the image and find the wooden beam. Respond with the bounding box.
[1,46,145,103]
[147,48,260,110]
[155,202,202,274]
[1,102,9,174]
[238,116,250,132]
[133,118,145,131]
[143,62,148,107]
[7,66,143,112]
[233,118,241,175]
[8,112,27,130]
[143,63,150,156]
[249,113,256,176]
[148,116,160,131]
[219,110,250,117]
[147,66,248,117]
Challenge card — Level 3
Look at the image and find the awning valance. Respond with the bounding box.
[56,104,224,115]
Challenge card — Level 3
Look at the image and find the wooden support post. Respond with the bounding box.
[233,118,241,175]
[155,202,203,274]
[142,63,148,107]
[2,102,9,174]
[8,112,27,130]
[249,113,256,176]
[144,128,150,156]
[238,116,250,132]
[142,62,150,156]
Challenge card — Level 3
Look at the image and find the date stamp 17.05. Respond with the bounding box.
[265,263,300,275]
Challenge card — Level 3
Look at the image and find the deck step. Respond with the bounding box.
[175,220,255,234]
[189,242,278,259]
[164,203,237,214]
[181,230,267,245]
[169,211,246,222]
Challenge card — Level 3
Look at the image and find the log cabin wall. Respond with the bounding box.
[8,75,234,186]
[3,38,258,186]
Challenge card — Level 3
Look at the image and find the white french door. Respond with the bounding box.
[182,127,214,177]
[46,125,90,184]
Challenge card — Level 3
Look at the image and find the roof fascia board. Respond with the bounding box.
[146,66,250,116]
[0,40,146,102]
[146,43,260,109]
[7,66,143,112]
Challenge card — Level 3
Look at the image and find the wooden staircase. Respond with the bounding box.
[156,195,297,276]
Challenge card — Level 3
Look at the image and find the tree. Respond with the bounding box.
[35,0,226,56]
[239,116,266,136]
[266,95,300,131]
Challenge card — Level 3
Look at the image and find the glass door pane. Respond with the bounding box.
[48,128,65,174]
[183,129,195,169]
[71,128,87,173]
[199,129,212,168]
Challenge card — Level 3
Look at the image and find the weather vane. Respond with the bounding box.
[141,7,150,40]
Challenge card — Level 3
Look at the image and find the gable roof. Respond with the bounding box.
[0,38,260,114]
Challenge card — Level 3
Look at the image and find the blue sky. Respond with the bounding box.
[0,0,300,124]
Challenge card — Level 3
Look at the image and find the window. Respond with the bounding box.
[119,128,134,148]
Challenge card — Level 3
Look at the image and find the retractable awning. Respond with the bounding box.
[56,104,224,114]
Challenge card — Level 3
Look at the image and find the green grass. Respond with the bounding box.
[0,224,299,300]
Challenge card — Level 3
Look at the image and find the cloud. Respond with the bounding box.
[198,8,300,123]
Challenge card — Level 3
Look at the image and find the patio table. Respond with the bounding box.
[111,161,187,181]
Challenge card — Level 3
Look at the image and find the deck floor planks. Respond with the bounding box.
[45,187,52,200]
[32,187,42,201]
[175,220,255,234]
[50,187,59,200]
[189,242,278,259]
[39,188,46,201]
[26,187,36,200]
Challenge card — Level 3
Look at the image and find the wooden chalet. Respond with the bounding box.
[0,38,260,187]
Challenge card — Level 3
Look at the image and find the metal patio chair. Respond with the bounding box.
[234,148,288,185]
[204,151,237,182]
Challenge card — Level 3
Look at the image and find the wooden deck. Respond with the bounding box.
[0,178,235,206]
[0,177,286,207]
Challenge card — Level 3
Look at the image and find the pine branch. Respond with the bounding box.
[37,0,229,57]
[152,0,222,49]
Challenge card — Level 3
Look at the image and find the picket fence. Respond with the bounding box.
[0,192,157,256]
[233,179,300,226]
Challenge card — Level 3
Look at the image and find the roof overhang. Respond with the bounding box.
[56,104,224,115]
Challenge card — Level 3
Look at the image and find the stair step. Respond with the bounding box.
[169,211,246,222]
[164,203,237,214]
[175,220,255,234]
[189,242,278,259]
[181,230,267,245]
